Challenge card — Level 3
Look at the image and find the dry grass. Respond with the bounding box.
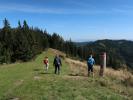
[66,58,87,76]
[49,48,133,87]
[66,58,133,83]
[14,80,24,86]
[105,68,133,80]
[48,48,66,57]
[34,76,42,80]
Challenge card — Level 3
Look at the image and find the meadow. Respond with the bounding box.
[0,49,132,100]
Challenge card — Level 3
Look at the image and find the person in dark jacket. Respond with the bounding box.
[53,55,62,74]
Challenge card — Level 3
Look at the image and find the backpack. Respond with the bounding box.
[87,58,94,66]
[54,57,61,65]
[44,59,48,64]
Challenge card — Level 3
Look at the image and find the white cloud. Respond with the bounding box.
[0,3,133,15]
[0,3,64,14]
[0,3,107,15]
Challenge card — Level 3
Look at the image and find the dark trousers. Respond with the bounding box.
[88,65,93,72]
[88,64,94,76]
[55,65,60,74]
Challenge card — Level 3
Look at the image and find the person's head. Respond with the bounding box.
[89,54,92,58]
[55,54,58,58]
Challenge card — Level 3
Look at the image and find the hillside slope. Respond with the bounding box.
[0,49,133,100]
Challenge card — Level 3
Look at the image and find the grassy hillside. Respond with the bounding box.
[0,49,133,100]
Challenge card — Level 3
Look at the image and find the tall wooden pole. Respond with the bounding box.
[99,52,106,76]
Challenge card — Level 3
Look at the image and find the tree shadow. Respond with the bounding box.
[68,73,79,76]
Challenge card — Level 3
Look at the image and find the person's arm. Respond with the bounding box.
[53,58,55,66]
[60,58,62,66]
[87,62,89,66]
[87,58,89,66]
[47,59,49,64]
[93,59,95,65]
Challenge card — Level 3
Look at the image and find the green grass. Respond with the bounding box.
[0,49,132,100]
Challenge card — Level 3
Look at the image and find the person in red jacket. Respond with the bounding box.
[43,56,49,72]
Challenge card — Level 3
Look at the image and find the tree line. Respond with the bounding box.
[0,18,79,64]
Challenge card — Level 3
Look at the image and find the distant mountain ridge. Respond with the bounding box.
[74,41,94,46]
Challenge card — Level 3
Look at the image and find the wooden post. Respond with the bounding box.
[99,52,106,76]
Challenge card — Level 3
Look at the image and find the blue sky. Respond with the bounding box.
[0,0,133,41]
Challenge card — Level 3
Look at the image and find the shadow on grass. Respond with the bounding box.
[68,73,87,77]
[39,72,52,75]
[33,68,41,71]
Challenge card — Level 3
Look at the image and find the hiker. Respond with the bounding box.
[43,56,49,72]
[87,54,95,77]
[53,55,62,74]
